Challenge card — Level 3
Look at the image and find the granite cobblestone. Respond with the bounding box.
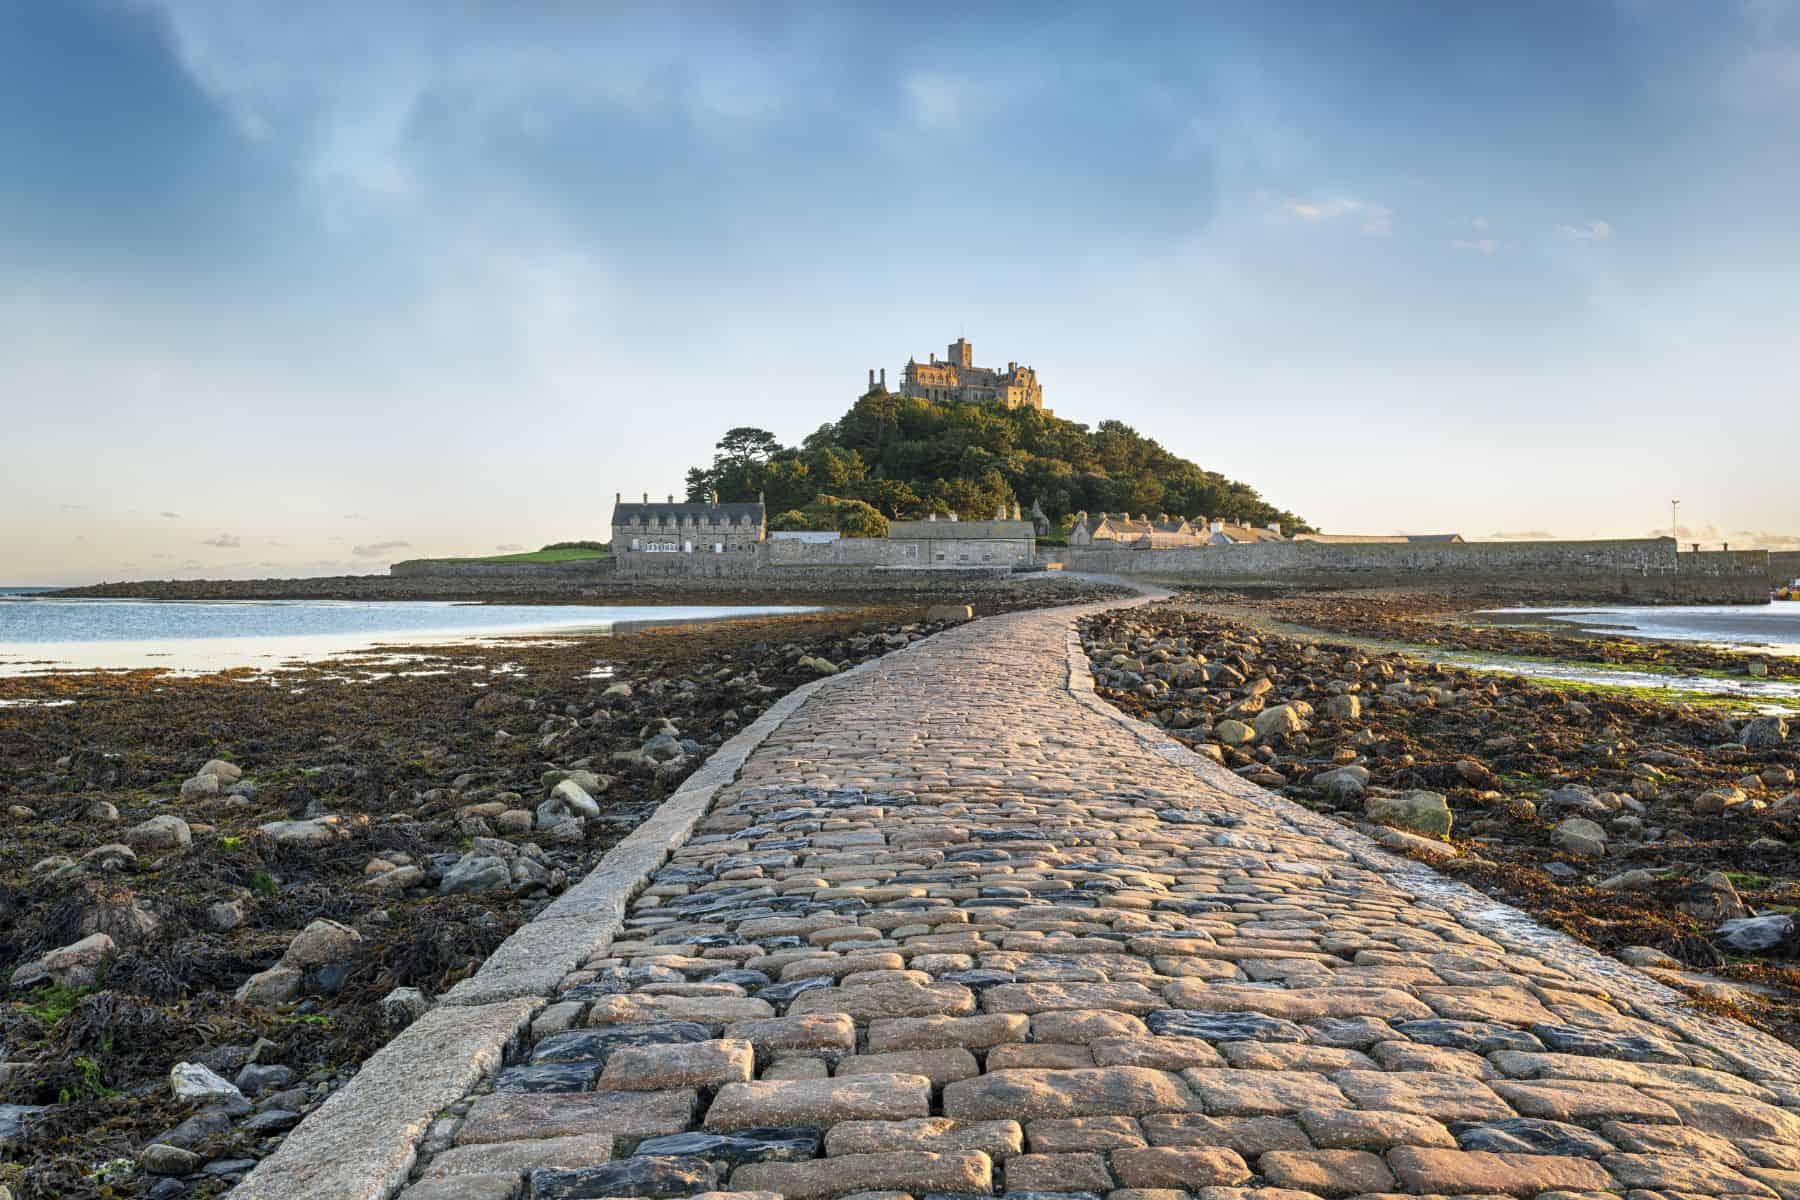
[390,596,1800,1200]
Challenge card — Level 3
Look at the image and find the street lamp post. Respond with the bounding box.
[1670,499,1680,545]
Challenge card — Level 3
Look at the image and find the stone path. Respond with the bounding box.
[392,598,1800,1200]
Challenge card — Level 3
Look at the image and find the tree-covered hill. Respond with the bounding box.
[684,390,1310,534]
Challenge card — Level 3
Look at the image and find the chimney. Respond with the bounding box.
[1210,519,1224,533]
[949,512,959,522]
[615,491,621,504]
[880,367,886,388]
[667,494,674,504]
[868,368,875,390]
[928,512,937,522]
[642,492,648,503]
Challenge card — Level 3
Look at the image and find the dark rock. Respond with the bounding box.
[1528,1022,1687,1064]
[1452,1117,1613,1159]
[755,977,835,1005]
[240,1108,302,1133]
[1146,1008,1305,1042]
[531,1022,713,1065]
[495,1062,603,1092]
[631,1125,821,1167]
[153,1107,236,1150]
[235,1063,294,1095]
[1393,1019,1543,1053]
[530,1154,717,1198]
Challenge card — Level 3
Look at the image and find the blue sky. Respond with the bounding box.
[3,0,1796,582]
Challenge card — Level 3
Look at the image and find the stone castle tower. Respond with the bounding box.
[867,337,1046,413]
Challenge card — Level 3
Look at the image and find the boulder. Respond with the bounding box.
[1323,694,1361,721]
[198,759,243,785]
[382,986,431,1028]
[797,655,838,676]
[234,966,303,1006]
[1213,719,1255,747]
[280,919,361,969]
[125,815,192,852]
[9,933,114,989]
[1695,787,1748,816]
[1365,790,1453,838]
[1551,817,1608,858]
[1252,703,1311,738]
[1313,765,1370,801]
[80,843,138,871]
[257,818,339,848]
[439,854,511,895]
[140,1143,202,1175]
[1679,871,1748,922]
[179,774,221,802]
[926,604,975,623]
[1742,716,1789,749]
[1716,914,1795,954]
[538,778,601,828]
[169,1062,244,1105]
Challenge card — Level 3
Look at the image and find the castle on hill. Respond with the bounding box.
[866,337,1046,413]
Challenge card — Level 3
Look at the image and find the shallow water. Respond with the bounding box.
[0,595,817,675]
[1484,600,1800,654]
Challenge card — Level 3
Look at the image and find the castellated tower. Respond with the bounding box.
[893,336,1047,412]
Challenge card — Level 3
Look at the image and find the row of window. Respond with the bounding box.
[629,540,752,553]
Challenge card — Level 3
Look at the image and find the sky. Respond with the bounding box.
[2,0,1797,584]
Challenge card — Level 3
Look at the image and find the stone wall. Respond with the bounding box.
[1061,537,1770,603]
[1770,550,1800,585]
[390,557,616,579]
[619,536,1034,576]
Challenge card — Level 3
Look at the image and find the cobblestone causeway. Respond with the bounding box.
[392,598,1800,1200]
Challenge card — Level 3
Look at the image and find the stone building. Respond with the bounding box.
[1068,512,1288,548]
[885,510,1037,567]
[879,338,1045,411]
[1070,512,1209,548]
[610,493,765,557]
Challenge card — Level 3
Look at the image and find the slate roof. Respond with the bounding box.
[612,501,765,524]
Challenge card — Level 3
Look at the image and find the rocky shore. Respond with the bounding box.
[0,582,1122,1199]
[1223,588,1799,680]
[45,571,1090,608]
[1081,599,1800,1049]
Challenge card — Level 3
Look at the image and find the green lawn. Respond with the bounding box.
[470,547,608,564]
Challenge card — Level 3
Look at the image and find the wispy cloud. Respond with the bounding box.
[59,503,87,511]
[1279,196,1390,235]
[343,512,368,520]
[1488,530,1556,540]
[1558,220,1612,241]
[494,543,524,552]
[352,539,410,557]
[1452,238,1498,255]
[159,510,181,519]
[200,533,241,548]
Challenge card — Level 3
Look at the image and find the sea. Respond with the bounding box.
[0,590,816,675]
[1485,600,1800,655]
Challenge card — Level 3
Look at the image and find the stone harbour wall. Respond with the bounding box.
[390,558,617,579]
[1063,537,1770,603]
[1770,550,1800,585]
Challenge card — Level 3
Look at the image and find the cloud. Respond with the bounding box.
[494,543,525,552]
[1470,216,1489,230]
[352,539,411,557]
[1487,530,1557,540]
[343,511,368,520]
[200,533,241,548]
[1452,238,1498,255]
[1729,529,1800,549]
[1279,197,1389,235]
[1558,220,1612,242]
[59,503,87,511]
[159,510,181,519]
